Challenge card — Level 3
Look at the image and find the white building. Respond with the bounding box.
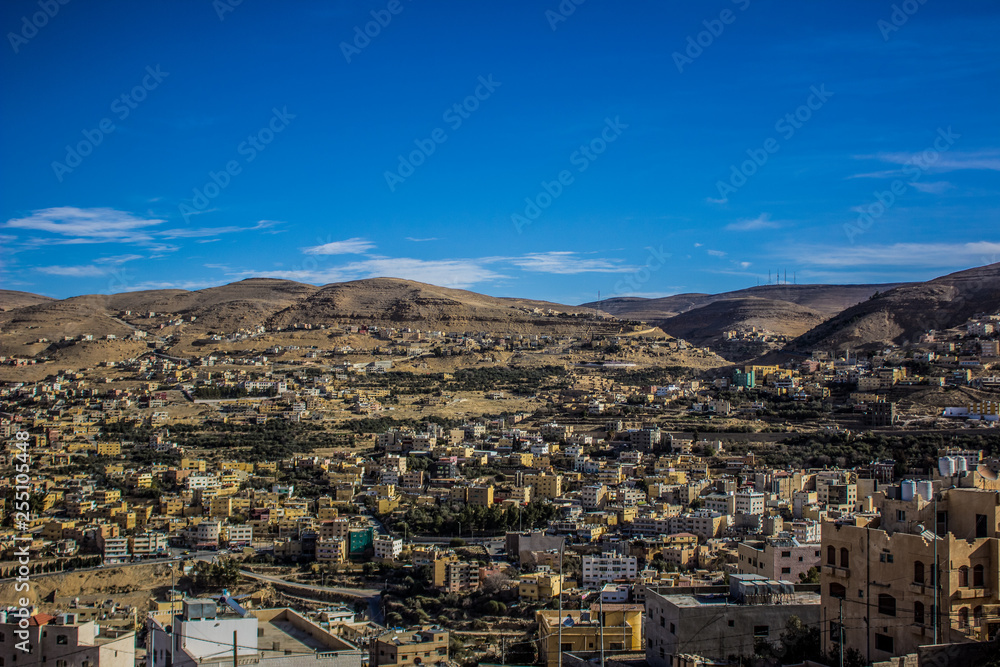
[734,489,765,515]
[581,552,638,587]
[224,523,253,546]
[373,535,403,560]
[148,601,362,667]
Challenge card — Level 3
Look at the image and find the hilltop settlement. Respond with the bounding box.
[2,266,1000,667]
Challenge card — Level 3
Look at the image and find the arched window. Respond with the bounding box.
[959,607,969,628]
[878,593,896,616]
[827,546,836,565]
[973,606,983,627]
[913,601,925,625]
[959,566,969,587]
[913,560,924,584]
[840,547,849,568]
[829,583,846,599]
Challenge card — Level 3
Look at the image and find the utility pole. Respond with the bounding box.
[233,630,238,667]
[501,633,506,665]
[933,495,939,645]
[557,542,564,667]
[839,598,844,667]
[598,594,605,667]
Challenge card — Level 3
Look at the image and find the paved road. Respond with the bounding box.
[238,569,383,598]
[239,570,384,623]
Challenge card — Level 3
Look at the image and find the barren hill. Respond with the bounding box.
[583,283,905,321]
[790,262,1000,352]
[657,297,827,346]
[268,277,602,329]
[0,289,55,311]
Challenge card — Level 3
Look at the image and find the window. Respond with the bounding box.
[728,620,735,627]
[975,514,988,538]
[973,606,983,627]
[840,547,849,568]
[753,626,769,637]
[879,552,894,563]
[973,564,985,587]
[959,566,970,587]
[878,593,897,616]
[829,583,846,599]
[782,551,791,558]
[914,601,925,625]
[659,617,664,627]
[56,636,67,646]
[897,510,906,521]
[670,623,675,634]
[914,560,925,584]
[781,567,791,574]
[959,608,970,628]
[827,546,836,565]
[56,661,67,667]
[875,634,894,653]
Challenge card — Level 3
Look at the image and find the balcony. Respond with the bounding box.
[823,564,850,578]
[954,587,992,600]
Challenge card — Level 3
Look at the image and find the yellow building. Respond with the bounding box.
[518,573,563,601]
[525,473,562,499]
[468,485,494,507]
[96,441,121,456]
[536,607,643,667]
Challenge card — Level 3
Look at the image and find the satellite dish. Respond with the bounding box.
[977,464,999,481]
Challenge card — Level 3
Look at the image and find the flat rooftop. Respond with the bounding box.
[259,619,339,654]
[662,591,821,608]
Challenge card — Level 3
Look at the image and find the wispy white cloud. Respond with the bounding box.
[503,251,632,274]
[160,219,282,239]
[908,181,954,194]
[303,237,375,255]
[706,196,728,205]
[405,237,439,242]
[707,249,727,257]
[36,265,109,277]
[5,207,164,244]
[725,213,780,232]
[786,241,1000,268]
[850,150,1000,179]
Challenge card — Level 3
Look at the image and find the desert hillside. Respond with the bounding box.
[790,262,1000,351]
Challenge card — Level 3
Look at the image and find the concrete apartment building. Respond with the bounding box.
[645,576,821,666]
[147,600,362,667]
[370,628,448,667]
[432,553,480,592]
[819,482,1000,663]
[0,612,136,667]
[536,606,643,667]
[737,537,821,581]
[582,552,639,587]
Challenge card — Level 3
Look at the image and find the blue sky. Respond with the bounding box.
[1,0,998,304]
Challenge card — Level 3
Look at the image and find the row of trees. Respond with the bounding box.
[390,500,559,537]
